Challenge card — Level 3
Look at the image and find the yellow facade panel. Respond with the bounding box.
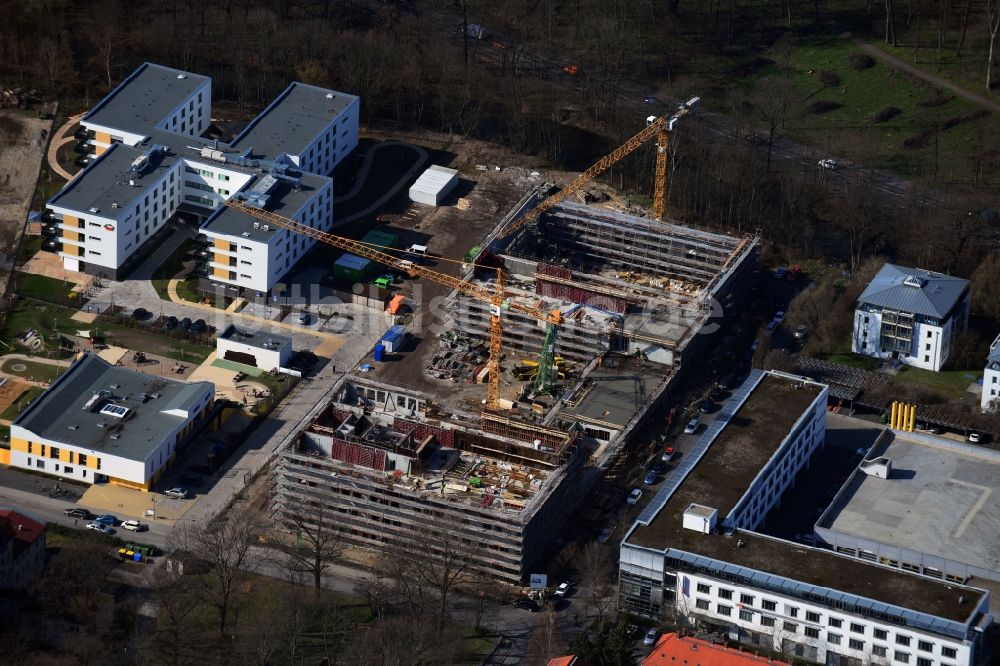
[10,437,29,453]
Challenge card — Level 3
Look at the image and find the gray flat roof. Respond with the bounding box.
[219,324,292,350]
[13,354,212,463]
[228,82,357,161]
[48,143,180,215]
[625,373,984,623]
[562,357,663,427]
[83,62,209,135]
[826,432,1000,575]
[858,263,968,319]
[200,170,330,238]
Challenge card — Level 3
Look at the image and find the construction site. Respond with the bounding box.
[263,102,760,583]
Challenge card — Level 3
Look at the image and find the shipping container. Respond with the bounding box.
[409,165,459,206]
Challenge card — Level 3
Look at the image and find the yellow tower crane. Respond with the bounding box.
[224,198,562,410]
[494,97,699,242]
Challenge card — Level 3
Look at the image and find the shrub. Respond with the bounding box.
[870,106,901,125]
[847,53,875,70]
[807,100,842,115]
[817,70,841,86]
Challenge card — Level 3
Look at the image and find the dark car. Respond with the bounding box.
[709,387,727,402]
[131,307,149,320]
[64,507,92,519]
[190,318,207,334]
[699,399,714,414]
[93,514,117,526]
[513,598,540,612]
[163,316,178,330]
[179,317,192,331]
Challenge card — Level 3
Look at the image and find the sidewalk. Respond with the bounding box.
[47,112,85,181]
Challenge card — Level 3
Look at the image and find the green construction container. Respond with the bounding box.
[360,229,399,250]
[331,253,374,283]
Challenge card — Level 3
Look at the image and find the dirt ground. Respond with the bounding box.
[0,377,32,415]
[0,111,52,293]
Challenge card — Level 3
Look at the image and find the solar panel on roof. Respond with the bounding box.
[99,403,130,418]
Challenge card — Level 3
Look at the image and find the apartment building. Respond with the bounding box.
[851,264,970,372]
[45,62,358,290]
[618,370,992,666]
[981,335,1000,412]
[0,509,46,591]
[8,353,213,491]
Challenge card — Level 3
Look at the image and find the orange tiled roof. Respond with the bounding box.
[643,633,789,666]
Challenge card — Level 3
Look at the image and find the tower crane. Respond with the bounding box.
[495,96,699,241]
[223,198,562,411]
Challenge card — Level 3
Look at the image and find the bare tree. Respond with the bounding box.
[34,543,116,630]
[988,0,1000,90]
[276,507,345,600]
[527,608,564,663]
[971,253,1000,322]
[750,78,797,171]
[148,568,203,666]
[577,541,617,626]
[177,512,263,640]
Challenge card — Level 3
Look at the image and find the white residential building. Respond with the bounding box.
[619,370,992,666]
[8,354,214,491]
[982,334,1000,412]
[45,63,359,289]
[216,325,292,371]
[851,264,970,372]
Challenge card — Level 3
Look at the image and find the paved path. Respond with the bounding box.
[47,112,85,181]
[855,40,1000,114]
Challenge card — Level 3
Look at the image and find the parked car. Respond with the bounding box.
[683,418,700,435]
[93,514,117,526]
[773,267,788,279]
[794,324,808,340]
[596,527,613,543]
[699,399,714,414]
[179,317,192,331]
[765,320,778,335]
[643,470,659,485]
[709,387,727,402]
[968,431,983,443]
[627,488,643,505]
[513,598,540,612]
[86,522,114,534]
[190,318,207,334]
[643,96,659,105]
[661,446,676,462]
[554,582,571,598]
[163,487,189,499]
[121,520,145,532]
[644,628,659,646]
[64,507,92,519]
[772,310,785,324]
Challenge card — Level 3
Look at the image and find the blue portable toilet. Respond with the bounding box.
[373,343,386,362]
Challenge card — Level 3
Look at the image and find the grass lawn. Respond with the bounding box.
[812,336,882,371]
[175,276,202,303]
[766,36,999,182]
[0,299,213,364]
[151,238,198,301]
[12,272,77,304]
[17,235,44,263]
[894,365,979,400]
[0,385,46,420]
[0,359,63,383]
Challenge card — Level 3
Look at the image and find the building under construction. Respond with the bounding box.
[273,195,758,584]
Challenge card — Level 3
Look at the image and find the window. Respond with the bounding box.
[697,583,711,594]
[739,610,753,621]
[916,659,931,666]
[896,636,911,647]
[26,441,33,454]
[927,330,932,338]
[783,622,797,633]
[806,611,820,623]
[850,639,865,650]
[924,355,930,362]
[760,617,775,628]
[740,594,754,605]
[874,629,887,640]
[696,599,710,610]
[218,174,230,181]
[850,623,865,634]
[895,652,910,664]
[873,646,888,657]
[941,647,956,659]
[49,446,60,459]
[717,605,732,616]
[925,343,931,351]
[804,627,820,639]
[785,605,798,618]
[78,453,87,466]
[36,459,44,469]
[718,588,733,600]
[916,640,932,652]
[64,466,73,474]
[828,634,842,645]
